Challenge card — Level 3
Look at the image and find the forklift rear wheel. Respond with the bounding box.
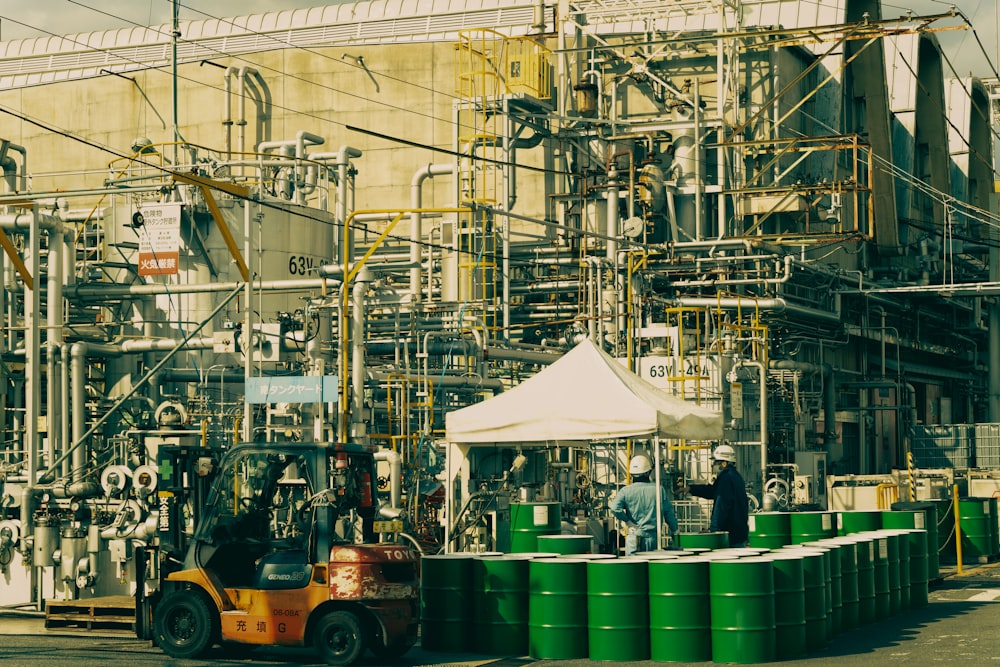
[153,590,217,659]
[314,610,364,665]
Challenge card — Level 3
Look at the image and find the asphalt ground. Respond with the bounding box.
[2,561,999,666]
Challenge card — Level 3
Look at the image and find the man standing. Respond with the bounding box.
[684,444,749,547]
[610,454,679,555]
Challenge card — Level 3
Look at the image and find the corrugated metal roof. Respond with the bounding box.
[0,0,536,89]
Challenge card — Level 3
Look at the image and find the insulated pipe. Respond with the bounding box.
[25,207,41,495]
[351,267,372,439]
[70,278,329,300]
[0,141,27,193]
[669,296,841,323]
[375,449,402,509]
[336,146,362,265]
[237,66,259,158]
[606,168,619,262]
[222,66,239,158]
[410,163,454,300]
[70,343,89,484]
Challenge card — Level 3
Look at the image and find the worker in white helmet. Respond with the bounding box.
[609,453,678,555]
[683,444,749,547]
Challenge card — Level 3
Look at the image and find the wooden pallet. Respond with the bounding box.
[45,595,136,632]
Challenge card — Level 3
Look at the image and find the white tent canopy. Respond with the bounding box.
[444,338,723,443]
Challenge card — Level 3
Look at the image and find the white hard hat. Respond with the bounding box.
[712,444,737,463]
[629,454,652,475]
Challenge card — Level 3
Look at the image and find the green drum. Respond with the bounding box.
[791,511,837,544]
[587,558,650,661]
[851,536,877,625]
[805,541,843,635]
[748,512,791,549]
[511,502,561,553]
[767,553,807,659]
[959,498,995,560]
[901,529,930,608]
[528,557,588,659]
[897,531,911,610]
[648,557,711,662]
[787,548,829,648]
[678,531,729,550]
[537,534,594,555]
[881,532,901,616]
[473,555,529,655]
[709,557,776,664]
[421,554,474,652]
[890,502,940,580]
[838,510,882,536]
[825,537,860,629]
[864,533,891,620]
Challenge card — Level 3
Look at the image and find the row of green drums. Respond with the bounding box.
[421,526,930,663]
[749,506,942,578]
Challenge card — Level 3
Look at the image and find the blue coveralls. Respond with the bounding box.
[609,480,679,555]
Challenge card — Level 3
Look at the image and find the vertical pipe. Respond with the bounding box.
[26,206,40,491]
[351,267,372,439]
[171,0,179,165]
[409,163,453,301]
[953,484,963,575]
[70,344,88,484]
[61,344,71,480]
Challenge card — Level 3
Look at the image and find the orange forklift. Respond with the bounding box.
[137,442,419,665]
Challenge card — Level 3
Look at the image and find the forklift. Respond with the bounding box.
[138,441,419,665]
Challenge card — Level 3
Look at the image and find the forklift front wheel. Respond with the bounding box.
[153,590,217,659]
[314,610,364,665]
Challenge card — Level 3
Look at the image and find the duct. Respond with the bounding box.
[375,449,402,510]
[410,163,454,300]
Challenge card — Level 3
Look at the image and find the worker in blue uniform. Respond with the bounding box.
[609,454,678,555]
[684,444,749,547]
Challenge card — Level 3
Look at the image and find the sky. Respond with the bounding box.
[0,0,997,77]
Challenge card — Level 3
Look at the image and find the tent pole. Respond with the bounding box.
[654,435,662,550]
